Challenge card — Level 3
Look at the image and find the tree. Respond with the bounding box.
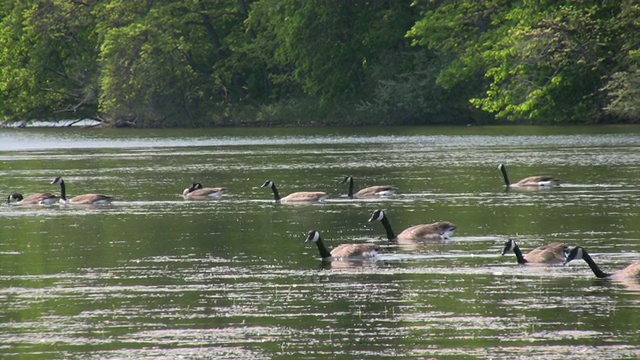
[409,0,640,123]
[600,2,640,122]
[248,0,416,104]
[96,0,260,127]
[0,0,99,123]
[2,0,639,126]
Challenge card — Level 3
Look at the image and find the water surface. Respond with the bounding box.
[1,126,639,359]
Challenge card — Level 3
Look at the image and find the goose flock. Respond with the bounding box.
[6,165,640,280]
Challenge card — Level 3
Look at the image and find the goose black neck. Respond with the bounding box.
[500,166,511,187]
[314,237,332,259]
[270,183,281,202]
[58,180,67,200]
[380,216,397,241]
[347,178,354,198]
[512,245,528,265]
[582,252,611,278]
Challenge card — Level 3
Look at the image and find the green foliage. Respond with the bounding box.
[95,0,260,127]
[603,50,640,122]
[1,0,639,127]
[409,0,640,123]
[248,0,416,104]
[0,0,99,123]
[471,3,618,122]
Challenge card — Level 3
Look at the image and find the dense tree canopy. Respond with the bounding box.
[1,0,638,127]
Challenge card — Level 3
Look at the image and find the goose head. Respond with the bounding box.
[305,230,322,243]
[564,246,586,264]
[502,239,517,255]
[182,182,203,196]
[368,209,386,222]
[261,180,275,188]
[437,222,457,239]
[7,193,23,204]
[339,176,353,184]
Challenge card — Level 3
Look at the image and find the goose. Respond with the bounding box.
[498,163,558,188]
[7,192,59,205]
[183,183,199,195]
[51,177,113,205]
[182,182,227,199]
[261,180,327,203]
[305,230,379,261]
[368,209,456,242]
[564,246,640,279]
[340,176,398,198]
[501,239,568,264]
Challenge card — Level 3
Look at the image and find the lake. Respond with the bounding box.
[1,126,639,359]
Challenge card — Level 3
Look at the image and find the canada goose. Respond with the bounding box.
[261,180,327,203]
[51,177,113,205]
[182,182,227,199]
[7,192,59,205]
[368,209,457,242]
[340,176,398,198]
[498,163,558,188]
[183,183,198,195]
[501,239,568,264]
[564,246,640,279]
[305,230,379,261]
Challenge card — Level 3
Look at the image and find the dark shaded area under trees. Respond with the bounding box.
[1,0,639,128]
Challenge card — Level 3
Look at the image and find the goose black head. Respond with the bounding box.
[564,247,585,264]
[339,176,353,184]
[305,230,321,243]
[502,239,517,255]
[7,193,23,203]
[368,209,386,222]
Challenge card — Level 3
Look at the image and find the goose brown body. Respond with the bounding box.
[502,239,568,264]
[183,183,228,198]
[305,230,379,260]
[261,180,327,203]
[368,209,457,242]
[7,192,59,205]
[498,163,558,188]
[51,177,113,205]
[565,246,640,279]
[341,176,398,198]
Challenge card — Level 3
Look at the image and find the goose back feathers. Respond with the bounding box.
[7,192,59,205]
[502,239,568,264]
[183,182,228,198]
[51,177,113,205]
[498,163,558,188]
[261,180,327,203]
[368,209,456,242]
[340,176,398,198]
[305,230,379,260]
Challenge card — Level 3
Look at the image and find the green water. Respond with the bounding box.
[1,126,639,359]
